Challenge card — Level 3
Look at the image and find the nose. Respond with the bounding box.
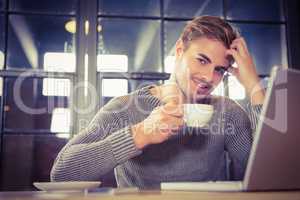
[201,65,215,83]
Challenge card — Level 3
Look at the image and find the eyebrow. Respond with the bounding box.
[198,53,228,69]
[198,53,211,63]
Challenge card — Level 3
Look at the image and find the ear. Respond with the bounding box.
[175,39,184,59]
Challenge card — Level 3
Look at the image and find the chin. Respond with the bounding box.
[188,93,210,103]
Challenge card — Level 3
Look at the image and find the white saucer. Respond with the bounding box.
[33,181,101,191]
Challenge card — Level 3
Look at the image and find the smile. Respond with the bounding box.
[192,78,213,91]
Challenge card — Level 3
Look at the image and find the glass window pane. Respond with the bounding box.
[102,79,128,97]
[164,55,175,73]
[98,0,160,17]
[98,18,161,72]
[7,15,75,70]
[0,77,3,96]
[42,78,71,96]
[0,14,4,69]
[164,21,187,69]
[129,79,163,92]
[4,77,70,132]
[228,75,245,100]
[226,0,284,21]
[51,108,71,133]
[97,54,128,72]
[9,0,77,15]
[211,81,224,96]
[164,0,223,18]
[164,20,186,72]
[233,23,287,75]
[0,51,3,70]
[44,52,75,73]
[0,0,5,10]
[100,79,162,107]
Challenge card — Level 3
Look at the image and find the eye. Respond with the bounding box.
[197,58,207,65]
[215,67,227,76]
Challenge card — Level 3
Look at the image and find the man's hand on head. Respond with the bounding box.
[226,37,265,105]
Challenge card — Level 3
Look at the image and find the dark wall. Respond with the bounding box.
[0,135,67,191]
[285,0,300,69]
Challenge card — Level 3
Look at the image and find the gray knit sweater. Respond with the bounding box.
[51,86,261,189]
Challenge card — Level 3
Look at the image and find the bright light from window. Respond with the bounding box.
[0,51,4,70]
[43,78,70,96]
[56,133,70,139]
[211,81,224,96]
[102,79,128,97]
[0,78,3,97]
[44,52,128,72]
[44,52,75,73]
[97,54,128,72]
[164,56,175,73]
[51,108,70,133]
[228,76,246,100]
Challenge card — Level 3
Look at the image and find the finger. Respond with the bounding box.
[230,42,248,58]
[231,39,249,57]
[227,66,239,77]
[160,84,184,104]
[159,120,182,134]
[239,37,249,51]
[163,103,184,117]
[226,49,240,62]
[168,119,185,133]
[172,117,185,126]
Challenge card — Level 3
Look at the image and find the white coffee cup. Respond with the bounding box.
[183,104,214,127]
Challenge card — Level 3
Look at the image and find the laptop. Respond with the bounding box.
[161,67,300,191]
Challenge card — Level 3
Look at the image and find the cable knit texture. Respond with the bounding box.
[51,86,261,189]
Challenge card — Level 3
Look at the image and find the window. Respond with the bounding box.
[164,0,223,18]
[51,108,71,133]
[97,18,162,72]
[226,0,284,21]
[4,77,70,132]
[98,0,160,17]
[0,50,4,70]
[0,14,4,69]
[228,76,246,100]
[7,15,75,70]
[164,20,186,69]
[43,78,71,97]
[44,52,76,73]
[233,23,287,75]
[0,0,5,10]
[164,55,175,74]
[102,79,128,97]
[10,0,77,15]
[97,54,128,72]
[211,81,225,96]
[0,77,3,97]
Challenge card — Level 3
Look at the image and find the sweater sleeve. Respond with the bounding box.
[50,98,142,181]
[224,101,262,181]
[246,104,263,133]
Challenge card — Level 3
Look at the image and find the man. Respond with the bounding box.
[51,16,265,189]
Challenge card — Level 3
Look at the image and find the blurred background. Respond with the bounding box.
[0,0,299,191]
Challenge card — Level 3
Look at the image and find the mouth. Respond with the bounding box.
[192,78,213,94]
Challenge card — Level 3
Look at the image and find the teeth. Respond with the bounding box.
[199,84,208,89]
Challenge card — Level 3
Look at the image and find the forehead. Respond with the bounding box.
[186,37,229,65]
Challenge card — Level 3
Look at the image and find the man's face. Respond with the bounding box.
[174,37,230,102]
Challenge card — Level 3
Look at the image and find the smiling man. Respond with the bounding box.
[51,16,265,189]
